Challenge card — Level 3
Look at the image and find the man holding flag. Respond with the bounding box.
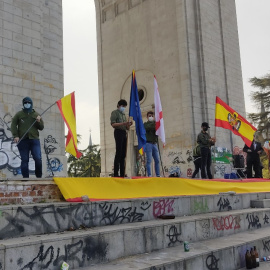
[11,97,44,178]
[111,99,133,177]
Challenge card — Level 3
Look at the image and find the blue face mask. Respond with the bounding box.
[119,106,125,113]
[24,103,31,109]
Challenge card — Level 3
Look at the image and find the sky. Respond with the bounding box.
[62,0,270,150]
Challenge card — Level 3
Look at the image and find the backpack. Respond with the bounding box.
[193,144,201,157]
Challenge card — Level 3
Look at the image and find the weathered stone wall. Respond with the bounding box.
[95,0,245,178]
[0,0,66,178]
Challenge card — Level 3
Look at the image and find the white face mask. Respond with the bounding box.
[119,106,125,113]
[24,103,31,109]
[148,116,154,122]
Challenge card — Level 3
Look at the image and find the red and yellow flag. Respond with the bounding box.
[215,96,256,147]
[56,92,82,158]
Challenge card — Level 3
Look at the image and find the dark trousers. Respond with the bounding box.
[192,156,201,178]
[17,139,42,178]
[200,147,212,179]
[113,129,127,177]
[246,155,261,178]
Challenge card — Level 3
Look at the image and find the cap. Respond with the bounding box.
[201,122,210,128]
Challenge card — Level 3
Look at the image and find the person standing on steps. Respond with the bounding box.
[144,111,160,177]
[243,133,263,178]
[110,99,133,177]
[197,122,216,179]
[11,97,44,178]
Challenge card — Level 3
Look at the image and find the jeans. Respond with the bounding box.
[17,139,42,178]
[200,147,212,179]
[145,142,160,177]
[113,129,127,177]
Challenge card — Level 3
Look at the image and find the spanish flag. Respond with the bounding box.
[215,96,256,147]
[56,92,82,158]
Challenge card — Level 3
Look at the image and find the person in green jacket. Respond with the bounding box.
[144,111,160,177]
[11,97,44,178]
[110,99,133,177]
[197,122,216,179]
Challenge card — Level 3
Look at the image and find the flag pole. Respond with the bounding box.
[213,99,217,177]
[157,140,165,177]
[17,102,57,145]
[124,127,129,178]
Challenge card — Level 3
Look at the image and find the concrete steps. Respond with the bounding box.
[0,192,270,269]
[76,226,270,270]
[251,198,270,208]
[0,192,269,240]
[0,208,270,269]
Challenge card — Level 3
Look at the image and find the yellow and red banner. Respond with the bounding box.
[54,177,270,202]
[56,92,82,158]
[215,96,256,147]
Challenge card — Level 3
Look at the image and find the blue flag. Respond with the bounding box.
[129,71,146,152]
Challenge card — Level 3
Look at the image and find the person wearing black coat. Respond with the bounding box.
[243,134,264,178]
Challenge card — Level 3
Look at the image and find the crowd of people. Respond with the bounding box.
[111,99,264,179]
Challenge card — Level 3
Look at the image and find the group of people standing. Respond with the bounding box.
[9,97,263,179]
[191,124,264,179]
[110,99,160,177]
[111,99,263,179]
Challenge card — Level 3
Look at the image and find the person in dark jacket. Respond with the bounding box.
[197,122,216,179]
[144,111,160,177]
[110,99,133,177]
[243,133,264,178]
[11,97,44,178]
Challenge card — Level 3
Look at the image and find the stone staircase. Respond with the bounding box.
[0,192,270,269]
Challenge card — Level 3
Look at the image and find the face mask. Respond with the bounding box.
[119,106,125,113]
[148,116,154,122]
[203,127,208,131]
[24,103,31,109]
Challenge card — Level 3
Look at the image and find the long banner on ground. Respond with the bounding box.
[53,177,270,202]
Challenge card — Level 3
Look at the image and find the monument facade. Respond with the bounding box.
[94,0,245,178]
[0,0,66,178]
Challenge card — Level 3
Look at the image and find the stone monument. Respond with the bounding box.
[95,0,245,178]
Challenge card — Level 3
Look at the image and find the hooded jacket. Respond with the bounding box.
[11,109,44,139]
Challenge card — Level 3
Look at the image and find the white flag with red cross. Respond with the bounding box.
[154,75,166,146]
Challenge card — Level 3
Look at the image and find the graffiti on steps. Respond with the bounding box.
[193,198,209,213]
[212,215,241,231]
[217,197,232,211]
[17,236,108,270]
[264,214,269,224]
[166,225,181,247]
[99,202,144,225]
[206,252,219,270]
[246,213,261,229]
[153,199,174,218]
